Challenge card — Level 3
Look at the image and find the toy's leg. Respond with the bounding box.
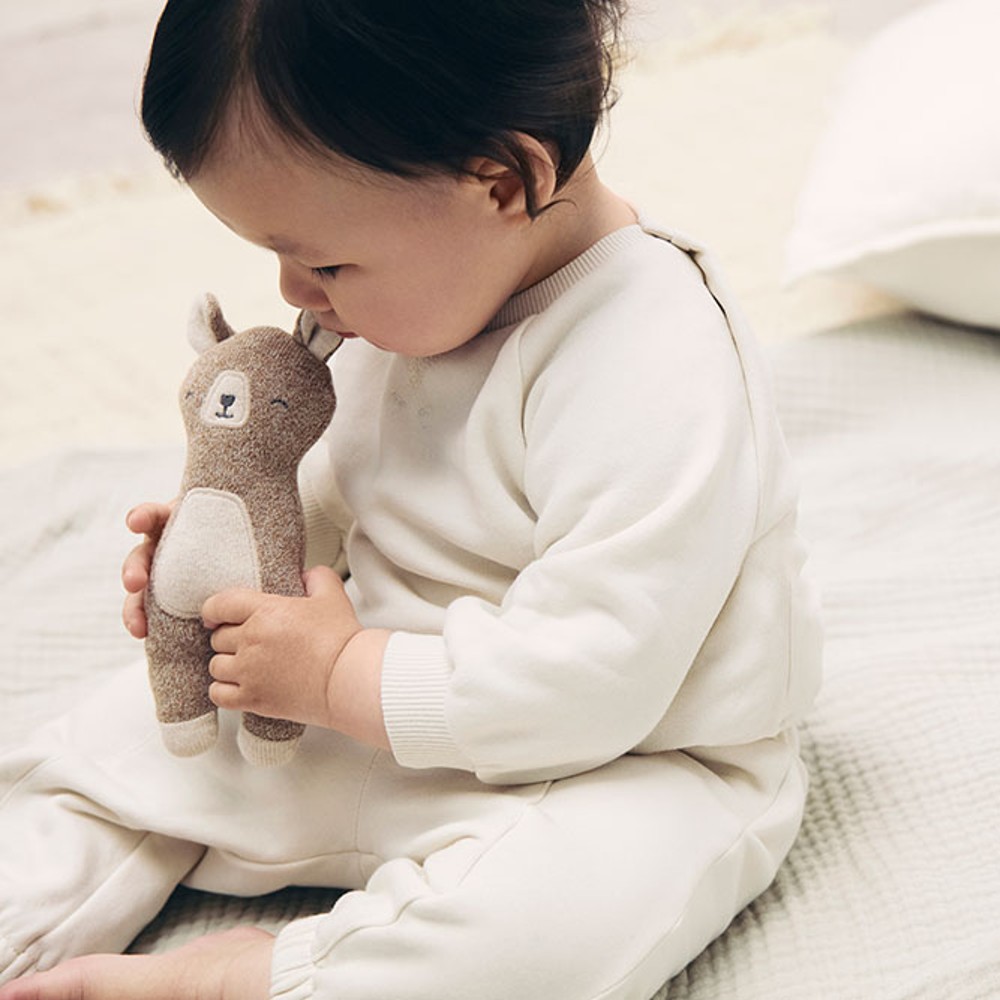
[238,713,306,767]
[145,602,218,757]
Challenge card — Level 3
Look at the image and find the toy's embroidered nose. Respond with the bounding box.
[200,371,250,428]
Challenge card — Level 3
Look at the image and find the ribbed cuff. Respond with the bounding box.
[381,632,475,772]
[270,914,325,1000]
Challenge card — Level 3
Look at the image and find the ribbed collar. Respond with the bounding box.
[483,224,649,334]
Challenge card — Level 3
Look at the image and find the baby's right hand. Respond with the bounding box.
[122,501,175,640]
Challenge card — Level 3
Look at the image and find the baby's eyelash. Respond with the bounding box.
[311,265,341,279]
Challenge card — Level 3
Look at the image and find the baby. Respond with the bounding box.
[0,2,821,998]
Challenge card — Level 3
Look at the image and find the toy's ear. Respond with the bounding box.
[188,294,236,354]
[293,310,343,363]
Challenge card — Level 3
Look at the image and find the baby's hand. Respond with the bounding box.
[121,500,175,639]
[203,566,391,747]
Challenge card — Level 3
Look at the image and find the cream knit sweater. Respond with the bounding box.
[300,223,822,784]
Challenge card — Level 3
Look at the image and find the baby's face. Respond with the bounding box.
[188,136,537,358]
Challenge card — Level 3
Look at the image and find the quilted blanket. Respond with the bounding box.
[1,312,999,997]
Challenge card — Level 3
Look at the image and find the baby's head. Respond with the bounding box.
[140,0,628,356]
[142,0,626,213]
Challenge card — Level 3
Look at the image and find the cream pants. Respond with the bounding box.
[0,663,807,1000]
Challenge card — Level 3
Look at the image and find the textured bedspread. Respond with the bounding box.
[664,313,1000,998]
[1,312,999,997]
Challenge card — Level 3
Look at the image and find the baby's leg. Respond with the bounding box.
[270,734,808,1000]
[0,661,373,984]
[0,664,203,982]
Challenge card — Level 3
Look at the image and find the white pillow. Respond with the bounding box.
[784,0,1000,330]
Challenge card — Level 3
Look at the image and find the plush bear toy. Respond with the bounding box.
[145,294,341,766]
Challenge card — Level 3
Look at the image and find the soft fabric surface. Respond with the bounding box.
[663,314,1000,998]
[3,312,999,996]
[785,0,1000,329]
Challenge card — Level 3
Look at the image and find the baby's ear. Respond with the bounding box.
[293,309,343,363]
[188,293,235,354]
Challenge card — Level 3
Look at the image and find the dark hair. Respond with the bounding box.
[141,0,627,216]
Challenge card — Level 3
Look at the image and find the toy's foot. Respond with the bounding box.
[238,712,304,766]
[161,713,218,757]
[237,726,301,767]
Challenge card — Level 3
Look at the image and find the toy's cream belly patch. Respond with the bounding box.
[152,488,261,618]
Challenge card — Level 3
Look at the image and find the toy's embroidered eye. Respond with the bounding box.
[311,265,341,280]
[270,398,289,409]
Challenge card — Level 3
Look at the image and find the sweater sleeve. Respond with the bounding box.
[381,262,763,784]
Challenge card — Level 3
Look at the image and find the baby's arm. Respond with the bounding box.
[377,265,768,784]
[0,928,273,1000]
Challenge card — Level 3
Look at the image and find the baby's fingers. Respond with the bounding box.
[121,537,158,594]
[125,500,174,539]
[122,544,154,637]
[122,500,174,591]
[121,500,174,640]
[122,585,149,640]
